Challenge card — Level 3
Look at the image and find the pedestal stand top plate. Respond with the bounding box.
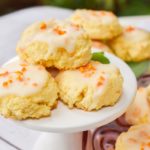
[5,49,137,133]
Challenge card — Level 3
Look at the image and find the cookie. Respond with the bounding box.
[125,85,150,125]
[109,26,150,62]
[56,61,123,111]
[0,59,58,120]
[17,19,92,69]
[70,9,122,40]
[116,124,150,150]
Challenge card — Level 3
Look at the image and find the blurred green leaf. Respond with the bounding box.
[92,52,110,64]
[127,61,149,78]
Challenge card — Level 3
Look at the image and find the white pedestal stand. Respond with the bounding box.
[11,51,136,150]
[33,132,83,150]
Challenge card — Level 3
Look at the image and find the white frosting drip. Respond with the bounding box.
[0,59,49,97]
[21,20,85,53]
[75,10,115,24]
[124,27,150,42]
[77,61,117,99]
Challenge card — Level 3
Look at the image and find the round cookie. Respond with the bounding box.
[116,124,150,150]
[70,9,122,40]
[16,19,92,69]
[125,85,150,125]
[0,59,58,120]
[109,26,150,62]
[92,40,113,53]
[56,61,123,111]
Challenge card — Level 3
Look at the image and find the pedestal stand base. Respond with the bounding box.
[33,132,83,150]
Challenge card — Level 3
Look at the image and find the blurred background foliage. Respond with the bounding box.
[0,0,150,16]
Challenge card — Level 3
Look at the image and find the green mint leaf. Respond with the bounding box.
[92,52,110,64]
[127,61,149,78]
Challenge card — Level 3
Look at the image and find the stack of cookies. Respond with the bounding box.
[70,9,150,62]
[0,17,123,120]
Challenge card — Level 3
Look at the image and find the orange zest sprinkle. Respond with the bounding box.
[21,67,27,72]
[21,63,27,67]
[126,26,135,32]
[97,75,105,87]
[53,26,66,35]
[17,75,23,81]
[40,22,47,30]
[15,71,23,75]
[32,83,38,87]
[78,63,96,77]
[0,71,9,77]
[8,79,13,83]
[2,81,9,87]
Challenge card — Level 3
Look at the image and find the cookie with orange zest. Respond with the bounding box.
[125,85,150,125]
[70,9,122,40]
[109,26,150,62]
[0,59,58,120]
[116,124,150,150]
[56,61,123,111]
[16,19,92,69]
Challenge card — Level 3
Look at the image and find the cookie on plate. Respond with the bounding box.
[16,19,92,69]
[109,26,150,62]
[56,61,123,111]
[0,59,58,120]
[125,85,150,125]
[70,9,122,40]
[92,40,113,53]
[116,124,150,150]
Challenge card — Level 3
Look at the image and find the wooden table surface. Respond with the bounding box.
[0,6,149,150]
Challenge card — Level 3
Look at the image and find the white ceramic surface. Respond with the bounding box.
[4,48,137,133]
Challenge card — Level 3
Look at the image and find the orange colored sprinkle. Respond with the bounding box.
[32,83,38,87]
[53,26,66,35]
[27,77,30,80]
[8,79,13,83]
[97,76,105,87]
[40,22,47,30]
[2,82,9,87]
[21,63,27,67]
[0,71,9,77]
[147,142,150,147]
[15,71,23,75]
[21,67,27,72]
[17,75,23,81]
[126,26,135,32]
[79,63,96,77]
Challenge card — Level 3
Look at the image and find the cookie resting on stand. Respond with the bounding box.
[0,59,58,120]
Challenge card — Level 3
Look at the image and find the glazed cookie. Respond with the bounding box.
[70,9,122,40]
[17,19,92,69]
[116,124,150,150]
[92,40,113,53]
[125,85,150,125]
[109,26,150,62]
[56,61,123,111]
[0,59,58,120]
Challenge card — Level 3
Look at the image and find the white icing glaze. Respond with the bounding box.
[77,61,117,99]
[75,10,116,24]
[0,59,49,97]
[124,27,150,42]
[20,20,85,53]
